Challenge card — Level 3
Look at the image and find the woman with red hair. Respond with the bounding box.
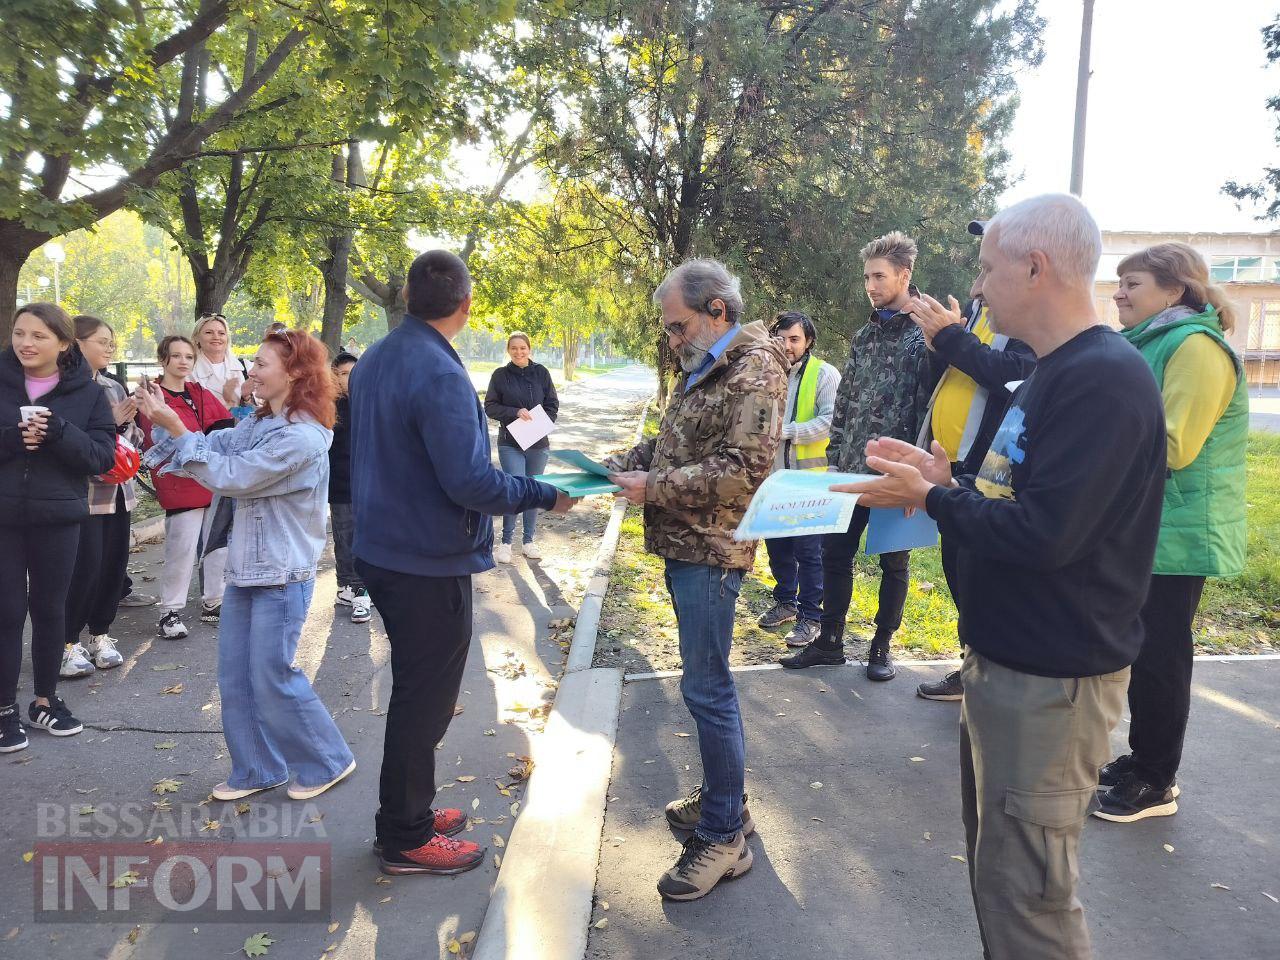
[135,330,356,801]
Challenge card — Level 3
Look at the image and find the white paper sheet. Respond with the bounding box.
[506,403,555,450]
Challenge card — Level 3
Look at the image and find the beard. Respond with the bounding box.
[678,342,709,372]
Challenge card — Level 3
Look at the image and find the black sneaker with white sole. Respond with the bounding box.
[1098,754,1179,796]
[200,602,221,623]
[916,669,963,701]
[0,704,28,753]
[1093,772,1178,823]
[28,696,83,737]
[158,611,189,639]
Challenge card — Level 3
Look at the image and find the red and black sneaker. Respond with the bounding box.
[372,809,468,854]
[379,835,485,876]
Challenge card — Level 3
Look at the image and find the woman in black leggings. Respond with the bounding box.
[0,303,115,753]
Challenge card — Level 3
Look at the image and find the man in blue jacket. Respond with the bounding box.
[349,250,573,878]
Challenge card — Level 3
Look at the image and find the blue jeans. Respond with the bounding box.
[218,581,354,789]
[497,445,550,544]
[764,534,823,622]
[664,559,745,843]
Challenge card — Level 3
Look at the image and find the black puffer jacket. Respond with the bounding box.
[483,361,559,450]
[0,347,116,526]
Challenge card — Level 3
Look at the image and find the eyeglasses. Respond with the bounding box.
[661,312,701,339]
[83,337,115,349]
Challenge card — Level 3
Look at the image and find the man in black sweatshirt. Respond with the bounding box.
[836,193,1166,960]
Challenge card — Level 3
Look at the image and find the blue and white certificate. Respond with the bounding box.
[733,470,876,541]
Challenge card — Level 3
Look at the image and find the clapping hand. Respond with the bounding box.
[906,293,964,346]
[222,375,243,407]
[828,438,952,510]
[112,396,137,427]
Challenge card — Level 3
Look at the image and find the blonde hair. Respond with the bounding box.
[1116,242,1238,334]
[507,331,532,350]
[860,231,918,272]
[192,314,229,353]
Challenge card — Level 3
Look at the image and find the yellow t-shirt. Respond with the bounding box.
[931,310,996,461]
[1163,333,1237,471]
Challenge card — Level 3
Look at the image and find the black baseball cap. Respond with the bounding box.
[967,219,988,236]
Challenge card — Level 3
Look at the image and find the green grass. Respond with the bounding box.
[595,432,1280,669]
[131,488,164,523]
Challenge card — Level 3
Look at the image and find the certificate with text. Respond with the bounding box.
[733,470,876,541]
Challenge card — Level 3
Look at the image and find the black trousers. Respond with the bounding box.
[358,558,473,852]
[819,504,910,646]
[1128,573,1206,789]
[0,523,81,704]
[66,492,131,642]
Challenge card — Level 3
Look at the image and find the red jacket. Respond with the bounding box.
[139,381,232,511]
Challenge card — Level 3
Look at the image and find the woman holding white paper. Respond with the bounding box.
[484,332,559,562]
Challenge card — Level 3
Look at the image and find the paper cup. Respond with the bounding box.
[19,405,49,423]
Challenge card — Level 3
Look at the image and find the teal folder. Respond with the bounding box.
[532,472,621,497]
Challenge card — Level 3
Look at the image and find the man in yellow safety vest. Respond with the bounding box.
[756,311,842,648]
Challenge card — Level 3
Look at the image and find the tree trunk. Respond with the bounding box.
[319,145,355,354]
[562,325,580,382]
[0,227,49,339]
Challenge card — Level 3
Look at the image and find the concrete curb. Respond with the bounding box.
[474,393,651,960]
[129,514,165,547]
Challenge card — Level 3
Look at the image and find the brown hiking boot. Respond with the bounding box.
[664,784,755,836]
[657,832,753,901]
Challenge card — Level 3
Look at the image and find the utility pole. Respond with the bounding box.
[1070,0,1096,196]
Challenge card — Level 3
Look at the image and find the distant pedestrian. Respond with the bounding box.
[835,194,1167,960]
[0,303,115,753]
[606,259,788,902]
[329,352,370,624]
[757,311,840,649]
[60,315,142,680]
[484,332,559,563]
[349,250,574,877]
[136,329,355,802]
[1094,242,1248,823]
[137,335,234,639]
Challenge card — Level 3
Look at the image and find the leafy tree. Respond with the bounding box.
[1225,15,1280,222]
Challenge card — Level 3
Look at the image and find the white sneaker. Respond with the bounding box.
[335,585,356,607]
[211,778,289,802]
[158,612,188,640]
[287,759,357,801]
[493,543,513,564]
[522,542,542,560]
[59,644,95,679]
[350,590,372,624]
[85,634,124,670]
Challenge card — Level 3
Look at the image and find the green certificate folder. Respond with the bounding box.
[532,472,621,497]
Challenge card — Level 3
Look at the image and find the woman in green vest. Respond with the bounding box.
[1095,242,1248,824]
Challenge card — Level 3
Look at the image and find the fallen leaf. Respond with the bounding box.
[152,779,181,795]
[810,782,823,789]
[161,683,184,695]
[951,855,967,864]
[21,851,33,863]
[493,835,505,848]
[235,802,251,816]
[199,820,220,833]
[456,775,476,783]
[673,732,691,738]
[378,896,391,905]
[594,918,608,929]
[74,787,98,795]
[472,798,480,811]
[1211,882,1232,891]
[599,901,609,911]
[453,705,465,716]
[327,921,340,934]
[127,925,141,945]
[150,663,182,671]
[483,729,496,737]
[144,836,164,846]
[811,817,824,823]
[447,940,461,955]
[374,876,391,885]
[1163,843,1175,853]
[494,854,502,868]
[154,740,177,750]
[242,933,275,957]
[459,931,477,945]
[510,802,521,816]
[110,870,141,889]
[1263,892,1278,904]
[909,757,925,763]
[307,814,323,824]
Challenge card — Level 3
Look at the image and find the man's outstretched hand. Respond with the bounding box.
[828,438,953,510]
[551,490,578,514]
[609,470,648,506]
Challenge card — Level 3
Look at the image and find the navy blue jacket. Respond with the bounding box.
[349,317,557,576]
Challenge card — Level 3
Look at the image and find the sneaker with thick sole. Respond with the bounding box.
[784,619,820,648]
[59,643,96,679]
[200,602,221,624]
[287,759,356,801]
[1098,754,1180,796]
[0,704,28,754]
[372,809,469,853]
[664,785,755,836]
[335,585,356,607]
[757,602,798,629]
[866,641,896,682]
[350,591,372,624]
[493,543,513,564]
[657,831,753,901]
[522,542,542,560]
[212,778,289,802]
[916,669,962,701]
[119,591,158,607]
[1093,773,1179,823]
[380,834,485,876]
[28,696,83,736]
[779,641,845,669]
[85,634,124,670]
[158,612,188,640]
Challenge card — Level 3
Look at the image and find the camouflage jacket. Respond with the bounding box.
[827,294,939,473]
[605,321,789,570]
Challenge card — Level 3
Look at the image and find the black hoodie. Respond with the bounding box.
[483,361,559,450]
[0,346,116,526]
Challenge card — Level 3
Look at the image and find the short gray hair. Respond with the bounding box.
[653,258,744,322]
[988,193,1101,286]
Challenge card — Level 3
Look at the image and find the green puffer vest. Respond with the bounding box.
[1120,307,1248,577]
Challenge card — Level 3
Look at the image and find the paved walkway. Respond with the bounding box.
[1249,389,1280,432]
[2,365,653,960]
[589,659,1280,960]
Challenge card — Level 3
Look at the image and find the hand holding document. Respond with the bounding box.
[532,449,621,497]
[507,404,555,450]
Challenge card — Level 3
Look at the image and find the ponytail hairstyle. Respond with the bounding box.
[1116,242,1239,334]
[13,301,79,372]
[258,329,337,428]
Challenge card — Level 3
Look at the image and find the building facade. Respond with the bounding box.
[1094,230,1280,386]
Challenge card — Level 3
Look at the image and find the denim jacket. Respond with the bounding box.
[142,411,332,587]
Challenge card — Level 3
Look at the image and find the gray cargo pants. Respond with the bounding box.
[960,651,1128,960]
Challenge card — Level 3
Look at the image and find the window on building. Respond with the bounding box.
[1247,299,1280,349]
[1211,255,1265,282]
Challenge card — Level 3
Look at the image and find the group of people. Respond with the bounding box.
[604,192,1246,960]
[0,187,1249,957]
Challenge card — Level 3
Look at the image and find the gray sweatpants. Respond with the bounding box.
[959,651,1128,960]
